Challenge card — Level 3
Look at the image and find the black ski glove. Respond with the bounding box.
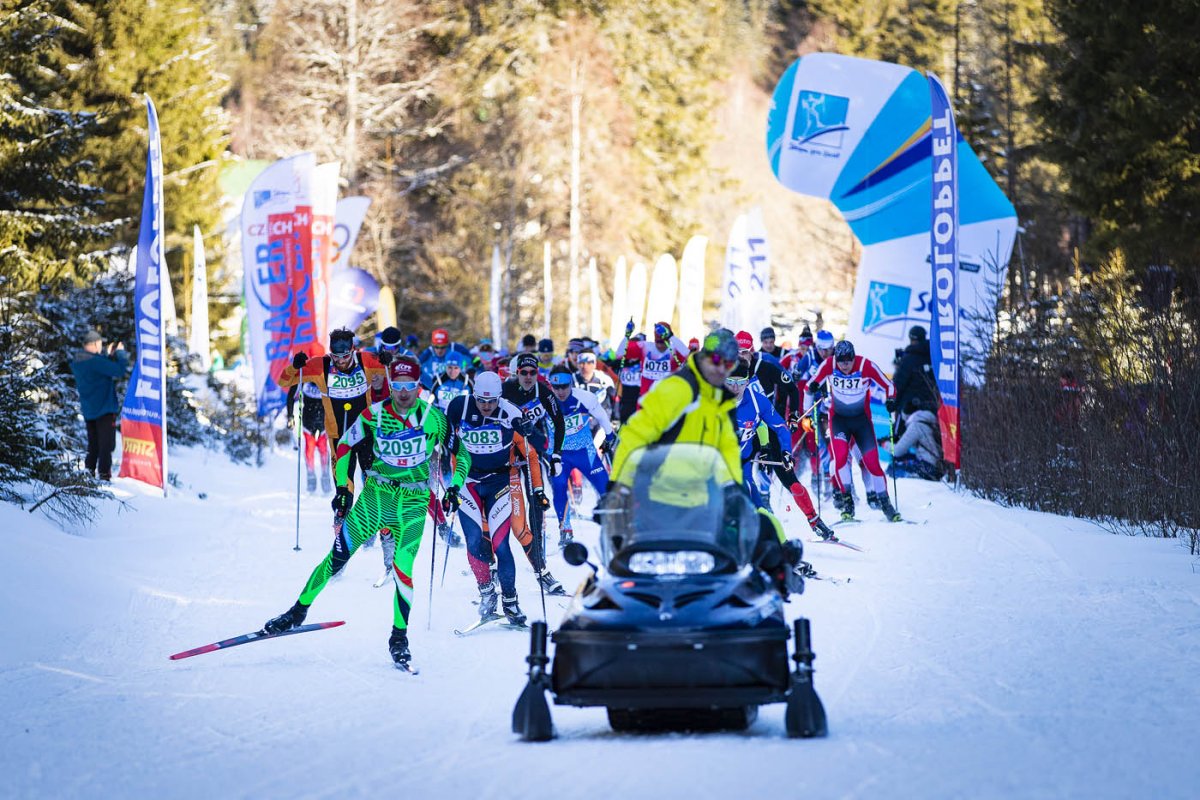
[780,450,795,473]
[292,351,308,370]
[885,398,898,413]
[331,487,352,517]
[532,488,550,509]
[442,485,461,513]
[376,349,394,366]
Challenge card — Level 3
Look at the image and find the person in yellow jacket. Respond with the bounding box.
[610,328,742,492]
[607,328,806,597]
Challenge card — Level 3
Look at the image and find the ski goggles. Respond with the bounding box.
[724,376,749,390]
[389,380,420,392]
[474,394,500,405]
[517,368,538,377]
[548,373,574,387]
[330,342,353,356]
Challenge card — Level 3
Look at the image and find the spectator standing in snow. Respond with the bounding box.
[70,329,128,481]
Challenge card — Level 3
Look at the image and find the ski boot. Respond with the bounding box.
[536,568,566,596]
[878,494,902,522]
[320,470,332,494]
[502,595,527,626]
[558,525,574,549]
[477,582,499,618]
[306,471,317,493]
[866,491,881,510]
[438,522,463,548]
[836,490,855,522]
[795,560,818,579]
[263,601,309,634]
[388,627,411,666]
[810,517,837,541]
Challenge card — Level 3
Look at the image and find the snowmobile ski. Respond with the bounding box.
[454,613,530,637]
[811,537,866,552]
[169,621,345,661]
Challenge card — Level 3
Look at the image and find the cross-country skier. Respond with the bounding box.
[286,377,332,494]
[725,362,835,540]
[418,328,472,389]
[736,330,799,420]
[446,372,561,624]
[805,340,900,522]
[502,353,565,474]
[263,355,470,669]
[279,328,388,495]
[612,320,689,400]
[546,365,617,547]
[430,353,472,412]
[573,349,617,417]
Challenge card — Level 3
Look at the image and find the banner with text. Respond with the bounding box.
[118,96,169,491]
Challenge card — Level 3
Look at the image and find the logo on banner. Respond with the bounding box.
[793,91,850,150]
[863,280,913,339]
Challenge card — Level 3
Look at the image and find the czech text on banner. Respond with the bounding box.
[241,153,316,417]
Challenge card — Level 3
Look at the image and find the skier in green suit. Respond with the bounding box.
[263,355,470,669]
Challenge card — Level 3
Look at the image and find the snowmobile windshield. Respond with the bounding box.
[598,443,759,571]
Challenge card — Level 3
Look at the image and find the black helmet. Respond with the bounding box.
[379,326,402,348]
[833,340,855,361]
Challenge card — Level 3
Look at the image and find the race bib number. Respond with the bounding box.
[376,429,427,468]
[327,369,368,400]
[522,400,545,422]
[619,366,641,386]
[564,412,588,436]
[643,357,672,378]
[461,427,506,455]
[831,374,862,393]
[301,382,323,400]
[436,385,462,409]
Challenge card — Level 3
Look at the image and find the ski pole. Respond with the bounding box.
[294,375,304,552]
[888,410,899,512]
[522,435,547,622]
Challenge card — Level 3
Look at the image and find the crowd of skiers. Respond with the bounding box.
[249,317,946,668]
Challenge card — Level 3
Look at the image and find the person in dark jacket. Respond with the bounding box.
[891,325,938,422]
[70,329,128,480]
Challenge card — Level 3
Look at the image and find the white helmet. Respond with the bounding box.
[473,370,502,399]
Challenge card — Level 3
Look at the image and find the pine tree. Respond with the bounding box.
[0,2,114,523]
[1040,0,1200,279]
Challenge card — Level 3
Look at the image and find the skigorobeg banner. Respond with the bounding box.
[766,54,1016,371]
[928,74,961,467]
[119,96,169,492]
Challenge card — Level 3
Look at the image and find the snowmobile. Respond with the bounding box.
[511,442,827,740]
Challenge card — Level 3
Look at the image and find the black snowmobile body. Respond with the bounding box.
[551,557,791,711]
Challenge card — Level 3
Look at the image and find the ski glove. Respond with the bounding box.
[442,485,461,513]
[624,319,635,339]
[376,349,394,366]
[532,488,550,509]
[780,450,795,473]
[603,432,619,454]
[549,453,563,477]
[331,487,353,517]
[292,352,308,370]
[885,398,897,413]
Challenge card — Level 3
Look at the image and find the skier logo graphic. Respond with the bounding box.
[862,281,914,340]
[793,91,850,150]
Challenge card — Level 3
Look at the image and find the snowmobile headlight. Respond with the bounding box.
[628,551,715,576]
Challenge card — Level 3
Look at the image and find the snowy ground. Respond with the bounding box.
[2,445,1198,800]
